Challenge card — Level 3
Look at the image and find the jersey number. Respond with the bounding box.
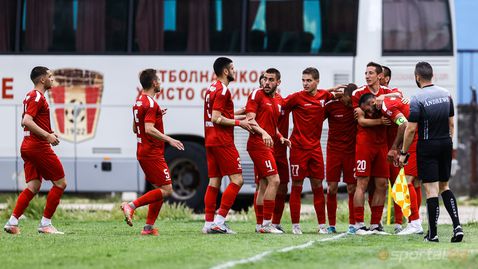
[133,109,141,135]
[291,164,299,177]
[356,160,366,172]
[265,160,273,171]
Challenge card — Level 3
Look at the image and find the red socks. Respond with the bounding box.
[394,202,403,224]
[204,186,219,222]
[13,188,35,219]
[289,185,302,223]
[408,183,420,221]
[43,186,65,219]
[354,206,365,223]
[133,188,163,208]
[415,185,422,209]
[146,200,163,225]
[348,192,355,225]
[272,193,286,225]
[370,206,384,225]
[327,192,337,226]
[217,183,241,217]
[263,199,275,221]
[312,186,326,224]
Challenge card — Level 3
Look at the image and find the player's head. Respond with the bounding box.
[341,83,357,105]
[263,68,281,96]
[365,62,383,87]
[140,69,161,92]
[259,73,266,88]
[213,57,235,82]
[380,65,391,87]
[30,66,53,90]
[302,67,320,93]
[359,93,378,117]
[414,61,433,88]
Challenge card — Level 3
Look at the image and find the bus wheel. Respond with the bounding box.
[165,142,208,212]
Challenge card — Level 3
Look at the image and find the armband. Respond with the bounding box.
[395,116,407,126]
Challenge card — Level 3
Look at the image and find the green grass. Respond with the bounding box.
[0,216,476,269]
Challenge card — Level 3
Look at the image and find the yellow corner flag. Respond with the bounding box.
[391,168,411,218]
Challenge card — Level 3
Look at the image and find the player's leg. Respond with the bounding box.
[253,183,264,232]
[397,175,423,235]
[203,146,223,233]
[325,152,342,234]
[346,183,356,233]
[389,165,403,233]
[353,176,370,234]
[343,152,357,233]
[211,172,243,234]
[310,148,326,234]
[369,145,390,234]
[272,155,289,231]
[255,179,266,232]
[289,148,307,234]
[326,181,338,233]
[258,175,282,234]
[141,183,173,236]
[353,145,372,234]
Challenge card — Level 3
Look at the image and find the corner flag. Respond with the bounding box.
[391,168,411,218]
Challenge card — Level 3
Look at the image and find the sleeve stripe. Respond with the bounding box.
[146,96,154,108]
[251,89,260,100]
[221,82,228,95]
[34,91,41,102]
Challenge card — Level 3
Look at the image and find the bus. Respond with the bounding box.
[0,0,457,210]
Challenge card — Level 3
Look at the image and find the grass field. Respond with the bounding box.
[0,214,477,269]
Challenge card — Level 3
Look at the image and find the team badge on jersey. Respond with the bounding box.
[48,68,103,142]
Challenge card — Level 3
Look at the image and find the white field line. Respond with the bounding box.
[210,233,347,269]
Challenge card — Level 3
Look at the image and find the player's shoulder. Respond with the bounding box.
[250,88,264,100]
[325,99,339,106]
[140,95,157,108]
[352,85,367,96]
[26,90,43,102]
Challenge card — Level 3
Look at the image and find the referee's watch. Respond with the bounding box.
[399,150,408,156]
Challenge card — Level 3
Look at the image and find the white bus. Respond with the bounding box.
[0,0,456,210]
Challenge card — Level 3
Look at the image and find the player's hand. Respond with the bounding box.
[377,95,385,101]
[262,133,273,148]
[239,118,256,133]
[328,84,346,92]
[280,137,291,148]
[398,154,408,167]
[169,138,185,151]
[161,108,168,115]
[387,149,398,164]
[353,110,359,120]
[47,133,60,146]
[401,98,410,105]
[381,116,391,125]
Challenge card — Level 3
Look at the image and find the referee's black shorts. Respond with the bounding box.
[417,138,452,183]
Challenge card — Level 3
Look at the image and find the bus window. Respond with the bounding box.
[383,0,453,55]
[0,0,18,52]
[20,0,128,53]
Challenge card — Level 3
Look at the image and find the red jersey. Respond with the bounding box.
[381,97,417,150]
[204,80,235,147]
[385,88,403,148]
[22,90,53,149]
[133,94,165,160]
[274,92,289,156]
[284,89,334,149]
[352,85,394,145]
[325,99,356,154]
[245,89,281,151]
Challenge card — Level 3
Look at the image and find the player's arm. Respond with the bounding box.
[449,116,454,138]
[399,121,417,166]
[246,111,273,147]
[388,113,407,163]
[22,114,59,146]
[355,107,391,127]
[234,107,247,120]
[144,122,184,150]
[132,121,137,134]
[211,109,255,132]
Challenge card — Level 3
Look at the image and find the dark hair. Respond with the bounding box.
[213,57,233,77]
[30,66,49,84]
[139,69,157,89]
[302,67,320,80]
[265,68,281,80]
[367,62,383,74]
[359,93,375,107]
[415,61,433,81]
[382,65,391,78]
[344,83,357,97]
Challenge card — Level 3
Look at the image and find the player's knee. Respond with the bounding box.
[328,184,338,194]
[438,182,449,194]
[268,176,280,187]
[27,185,40,194]
[163,188,173,197]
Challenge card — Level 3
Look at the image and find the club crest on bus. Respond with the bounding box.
[48,69,104,143]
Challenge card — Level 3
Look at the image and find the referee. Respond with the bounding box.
[399,62,463,243]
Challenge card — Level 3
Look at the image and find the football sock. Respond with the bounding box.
[255,205,263,225]
[43,186,64,219]
[327,192,337,226]
[312,186,326,224]
[204,186,219,222]
[408,184,420,222]
[426,197,439,238]
[415,185,422,208]
[272,193,286,225]
[289,185,302,224]
[133,188,163,208]
[371,206,384,225]
[394,202,403,224]
[146,200,163,225]
[263,199,275,221]
[217,182,241,218]
[354,206,365,224]
[348,192,355,225]
[441,190,461,229]
[12,188,35,219]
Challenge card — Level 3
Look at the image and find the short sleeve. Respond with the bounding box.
[449,95,455,117]
[144,104,157,123]
[245,90,260,114]
[351,91,360,108]
[25,95,42,118]
[408,96,420,122]
[282,92,297,111]
[212,87,229,113]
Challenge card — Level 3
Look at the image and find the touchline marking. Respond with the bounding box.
[210,233,347,269]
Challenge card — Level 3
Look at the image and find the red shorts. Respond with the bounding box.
[249,149,278,183]
[275,154,290,184]
[355,144,390,178]
[139,158,171,187]
[389,164,400,183]
[404,149,418,177]
[21,147,65,183]
[206,146,242,178]
[326,151,356,184]
[289,147,324,181]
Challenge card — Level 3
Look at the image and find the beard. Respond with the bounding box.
[227,74,235,82]
[415,79,421,88]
